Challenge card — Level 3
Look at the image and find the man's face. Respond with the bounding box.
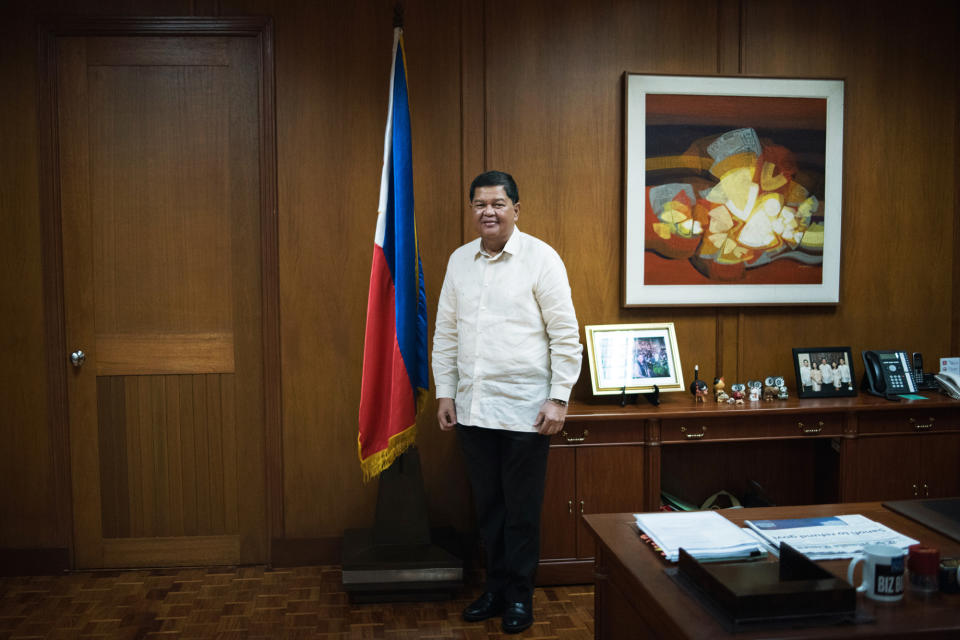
[471,185,518,250]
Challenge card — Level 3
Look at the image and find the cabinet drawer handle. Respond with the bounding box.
[568,500,573,514]
[680,425,707,439]
[909,417,935,431]
[798,421,824,434]
[561,429,589,443]
[580,500,585,514]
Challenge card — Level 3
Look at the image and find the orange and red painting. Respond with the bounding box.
[623,75,844,306]
[644,94,827,285]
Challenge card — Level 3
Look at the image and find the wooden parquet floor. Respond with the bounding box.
[0,566,594,640]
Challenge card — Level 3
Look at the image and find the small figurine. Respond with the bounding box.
[747,380,762,402]
[776,376,789,400]
[763,376,778,401]
[689,365,709,403]
[730,383,746,405]
[713,377,729,403]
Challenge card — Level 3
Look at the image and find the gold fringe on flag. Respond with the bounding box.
[357,390,428,483]
[358,422,418,483]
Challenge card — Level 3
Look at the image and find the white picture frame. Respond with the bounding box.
[624,73,845,306]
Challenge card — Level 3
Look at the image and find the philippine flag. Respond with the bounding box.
[358,27,429,481]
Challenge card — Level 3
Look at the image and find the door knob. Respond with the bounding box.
[70,350,86,367]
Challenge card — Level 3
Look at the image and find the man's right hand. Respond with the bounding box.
[437,397,457,431]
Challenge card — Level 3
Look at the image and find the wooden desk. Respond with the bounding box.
[539,394,960,584]
[584,503,960,639]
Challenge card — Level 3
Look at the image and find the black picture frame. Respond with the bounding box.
[792,347,857,398]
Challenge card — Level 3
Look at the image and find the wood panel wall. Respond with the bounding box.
[1,0,957,566]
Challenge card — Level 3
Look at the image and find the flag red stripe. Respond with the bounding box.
[359,245,416,460]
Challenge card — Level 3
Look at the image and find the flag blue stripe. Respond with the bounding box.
[381,40,429,393]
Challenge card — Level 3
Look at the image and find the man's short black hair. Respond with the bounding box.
[469,170,519,204]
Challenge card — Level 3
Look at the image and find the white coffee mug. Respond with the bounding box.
[847,543,905,602]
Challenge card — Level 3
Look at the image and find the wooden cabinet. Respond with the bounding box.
[540,447,576,563]
[575,446,646,557]
[924,433,960,497]
[851,433,960,501]
[538,421,645,584]
[537,393,960,585]
[658,412,844,443]
[849,436,921,501]
[849,407,960,501]
[855,407,957,436]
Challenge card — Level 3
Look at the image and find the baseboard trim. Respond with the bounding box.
[271,529,481,576]
[270,537,342,567]
[0,547,70,576]
[537,558,595,585]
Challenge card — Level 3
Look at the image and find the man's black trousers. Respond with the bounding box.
[456,424,551,606]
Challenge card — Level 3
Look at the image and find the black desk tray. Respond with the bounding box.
[666,543,865,633]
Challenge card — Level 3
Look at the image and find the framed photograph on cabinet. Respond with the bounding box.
[585,323,684,395]
[623,73,845,306]
[792,346,857,398]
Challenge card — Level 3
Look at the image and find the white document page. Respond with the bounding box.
[634,510,763,562]
[745,514,919,560]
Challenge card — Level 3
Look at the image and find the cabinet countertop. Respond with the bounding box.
[566,391,960,422]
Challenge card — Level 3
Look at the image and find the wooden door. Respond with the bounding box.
[540,447,577,561]
[852,436,924,502]
[921,433,960,499]
[55,33,267,568]
[575,446,645,559]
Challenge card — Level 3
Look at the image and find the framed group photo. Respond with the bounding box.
[792,346,857,398]
[585,322,684,395]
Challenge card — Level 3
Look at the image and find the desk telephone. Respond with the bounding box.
[862,350,960,399]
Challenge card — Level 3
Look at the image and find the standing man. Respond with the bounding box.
[799,359,812,391]
[432,171,582,634]
[838,357,852,390]
[819,357,834,387]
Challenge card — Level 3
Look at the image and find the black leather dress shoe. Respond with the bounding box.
[501,601,534,634]
[462,591,506,622]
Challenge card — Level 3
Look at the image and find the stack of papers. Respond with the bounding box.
[744,514,919,560]
[634,511,764,562]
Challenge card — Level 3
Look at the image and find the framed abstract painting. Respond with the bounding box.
[623,74,844,306]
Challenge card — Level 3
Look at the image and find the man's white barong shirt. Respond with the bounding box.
[432,228,582,432]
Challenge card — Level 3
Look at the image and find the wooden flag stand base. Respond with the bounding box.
[341,447,464,603]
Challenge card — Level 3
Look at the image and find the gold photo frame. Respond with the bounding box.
[585,322,684,395]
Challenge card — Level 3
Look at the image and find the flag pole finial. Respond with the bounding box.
[393,2,404,28]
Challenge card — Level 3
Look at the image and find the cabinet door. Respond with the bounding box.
[540,447,577,561]
[921,433,960,498]
[576,445,645,559]
[852,436,923,502]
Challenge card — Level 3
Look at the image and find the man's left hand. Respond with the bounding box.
[534,399,567,435]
